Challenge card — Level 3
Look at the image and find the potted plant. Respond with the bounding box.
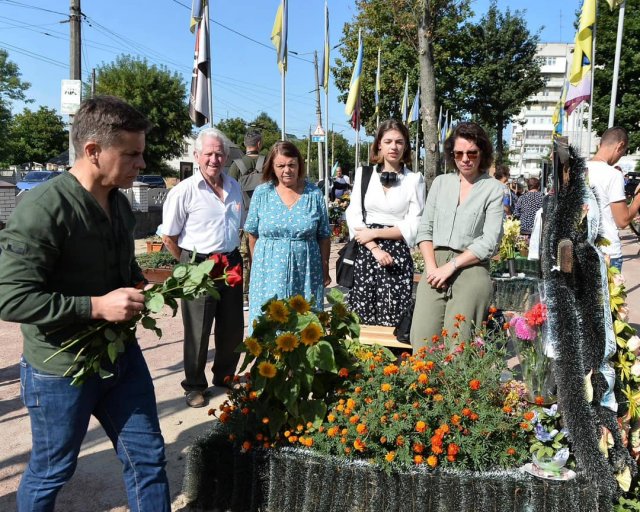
[145,235,164,253]
[136,251,177,283]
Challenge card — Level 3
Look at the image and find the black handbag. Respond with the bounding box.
[335,166,374,288]
[393,298,415,343]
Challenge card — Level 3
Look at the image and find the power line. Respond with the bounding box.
[0,0,68,17]
[0,40,68,68]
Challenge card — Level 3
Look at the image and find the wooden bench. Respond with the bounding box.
[359,325,412,350]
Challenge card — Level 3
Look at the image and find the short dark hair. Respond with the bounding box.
[600,126,628,148]
[72,95,151,155]
[263,140,306,185]
[526,177,540,190]
[369,120,412,165]
[493,164,510,181]
[244,130,262,148]
[444,122,493,171]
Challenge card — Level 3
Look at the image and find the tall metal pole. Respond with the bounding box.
[608,1,626,128]
[313,51,325,193]
[68,0,81,166]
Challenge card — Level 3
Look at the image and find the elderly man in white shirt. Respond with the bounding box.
[162,127,244,408]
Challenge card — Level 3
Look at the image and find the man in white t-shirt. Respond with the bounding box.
[587,126,640,271]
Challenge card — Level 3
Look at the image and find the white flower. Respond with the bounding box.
[618,305,629,322]
[630,360,640,377]
[627,335,640,353]
[613,273,626,287]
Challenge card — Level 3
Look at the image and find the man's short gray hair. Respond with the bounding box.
[195,127,231,156]
[244,130,262,148]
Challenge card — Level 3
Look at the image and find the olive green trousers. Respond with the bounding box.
[410,248,493,350]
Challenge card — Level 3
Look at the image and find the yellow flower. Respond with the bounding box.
[289,295,311,314]
[381,383,392,392]
[332,302,348,318]
[275,332,299,352]
[244,337,262,357]
[258,361,277,378]
[300,323,323,346]
[267,300,290,323]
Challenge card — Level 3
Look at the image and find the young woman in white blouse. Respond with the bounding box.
[345,120,425,326]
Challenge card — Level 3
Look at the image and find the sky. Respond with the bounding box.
[0,0,579,144]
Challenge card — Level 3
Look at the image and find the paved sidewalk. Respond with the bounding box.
[0,234,638,510]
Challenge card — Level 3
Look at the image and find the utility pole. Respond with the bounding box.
[91,68,96,97]
[306,126,312,177]
[68,0,81,166]
[313,51,325,186]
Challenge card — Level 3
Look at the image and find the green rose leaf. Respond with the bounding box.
[172,265,188,279]
[107,341,119,363]
[141,316,156,330]
[146,292,165,313]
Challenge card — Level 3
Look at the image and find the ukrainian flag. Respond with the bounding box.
[569,0,595,86]
[345,29,363,118]
[271,0,288,74]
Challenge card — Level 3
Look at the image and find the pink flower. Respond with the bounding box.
[613,273,626,287]
[510,317,537,341]
[472,336,485,348]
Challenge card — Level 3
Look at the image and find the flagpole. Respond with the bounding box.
[586,3,598,156]
[414,128,419,171]
[608,1,625,127]
[324,0,330,204]
[205,2,213,124]
[355,129,360,171]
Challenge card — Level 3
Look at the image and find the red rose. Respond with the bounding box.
[225,264,243,287]
[208,254,229,279]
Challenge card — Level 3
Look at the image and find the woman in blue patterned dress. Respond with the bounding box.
[244,141,331,330]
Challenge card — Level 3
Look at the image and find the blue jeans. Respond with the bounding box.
[610,257,623,272]
[17,344,170,512]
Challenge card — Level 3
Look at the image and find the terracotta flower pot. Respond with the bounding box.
[142,267,173,284]
[146,241,164,253]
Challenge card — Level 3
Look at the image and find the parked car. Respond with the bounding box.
[16,171,62,191]
[136,175,166,188]
[625,171,640,199]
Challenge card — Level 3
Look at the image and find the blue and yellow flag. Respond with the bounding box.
[400,74,409,123]
[569,0,596,86]
[321,0,330,90]
[345,29,363,118]
[408,87,420,124]
[190,0,204,33]
[606,0,624,8]
[374,47,381,117]
[271,0,288,74]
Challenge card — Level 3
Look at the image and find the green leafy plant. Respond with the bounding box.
[136,251,177,269]
[45,254,239,385]
[498,218,527,260]
[411,250,425,273]
[211,289,366,447]
[521,403,572,474]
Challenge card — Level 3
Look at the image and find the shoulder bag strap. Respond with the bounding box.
[234,158,248,174]
[360,165,374,224]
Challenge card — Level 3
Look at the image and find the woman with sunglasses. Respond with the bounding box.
[345,120,425,326]
[411,122,503,347]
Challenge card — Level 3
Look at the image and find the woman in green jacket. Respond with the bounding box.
[410,122,504,347]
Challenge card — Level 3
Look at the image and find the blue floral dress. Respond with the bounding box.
[244,181,330,331]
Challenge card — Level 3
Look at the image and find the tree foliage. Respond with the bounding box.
[0,50,31,165]
[332,0,471,137]
[459,1,544,162]
[592,0,640,152]
[216,117,247,147]
[93,55,192,174]
[7,107,67,165]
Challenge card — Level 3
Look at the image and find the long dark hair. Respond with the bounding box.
[369,120,412,165]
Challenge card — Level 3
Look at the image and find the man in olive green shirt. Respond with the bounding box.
[0,96,170,511]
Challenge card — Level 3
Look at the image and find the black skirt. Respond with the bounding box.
[347,224,414,326]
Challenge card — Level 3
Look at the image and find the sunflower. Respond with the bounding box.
[289,295,311,314]
[300,323,323,346]
[244,337,262,357]
[258,361,277,378]
[332,302,348,318]
[275,332,299,352]
[267,300,290,323]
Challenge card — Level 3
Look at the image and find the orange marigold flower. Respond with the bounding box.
[327,426,339,437]
[383,364,399,376]
[503,405,513,414]
[417,373,429,385]
[347,398,356,409]
[328,414,336,423]
[381,383,392,392]
[284,430,291,438]
[424,387,435,395]
[413,442,425,454]
[414,455,424,465]
[441,329,448,337]
[424,361,435,371]
[470,413,479,421]
[489,305,497,314]
[447,443,460,456]
[451,414,461,425]
[447,455,456,462]
[431,334,440,343]
[344,446,351,454]
[502,322,509,331]
[535,396,545,405]
[340,437,347,444]
[354,386,363,394]
[365,397,373,404]
[427,455,438,468]
[520,422,529,429]
[416,421,427,433]
[353,438,366,452]
[219,412,230,423]
[338,367,349,378]
[434,394,444,402]
[242,440,252,451]
[207,408,215,416]
[380,415,388,424]
[431,444,443,455]
[356,423,368,434]
[396,436,405,447]
[262,417,270,424]
[241,407,250,415]
[349,415,360,424]
[380,436,387,444]
[462,408,472,417]
[385,451,396,463]
[392,413,400,421]
[469,379,481,391]
[341,428,348,435]
[455,314,466,322]
[506,447,516,456]
[523,411,535,421]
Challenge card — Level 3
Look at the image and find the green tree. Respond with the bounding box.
[250,112,281,151]
[459,1,544,162]
[332,0,472,180]
[0,50,31,165]
[592,0,640,152]
[93,55,191,175]
[7,107,67,164]
[217,117,248,147]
